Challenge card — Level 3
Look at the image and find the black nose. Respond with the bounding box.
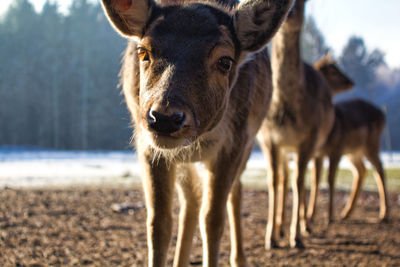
[146,110,186,135]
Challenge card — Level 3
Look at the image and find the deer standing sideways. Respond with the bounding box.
[100,0,293,266]
[257,0,334,249]
[307,97,388,222]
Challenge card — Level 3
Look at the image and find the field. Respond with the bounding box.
[1,151,399,266]
[1,185,399,266]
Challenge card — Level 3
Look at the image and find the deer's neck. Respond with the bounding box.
[271,28,303,103]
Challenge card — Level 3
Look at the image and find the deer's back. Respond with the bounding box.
[335,99,385,130]
[325,99,385,155]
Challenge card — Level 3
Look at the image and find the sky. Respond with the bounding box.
[1,0,399,68]
[306,0,400,68]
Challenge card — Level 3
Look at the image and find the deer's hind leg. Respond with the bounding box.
[173,164,202,267]
[341,155,366,220]
[327,154,341,224]
[365,150,389,221]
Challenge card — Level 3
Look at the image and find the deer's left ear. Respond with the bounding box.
[234,0,293,52]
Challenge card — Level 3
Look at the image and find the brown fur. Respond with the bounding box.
[313,53,354,95]
[259,45,356,243]
[100,0,293,266]
[257,0,334,249]
[307,99,389,223]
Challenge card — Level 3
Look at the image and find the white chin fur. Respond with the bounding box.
[146,131,190,150]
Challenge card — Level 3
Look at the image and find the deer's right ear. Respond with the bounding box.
[101,0,154,38]
[234,0,293,52]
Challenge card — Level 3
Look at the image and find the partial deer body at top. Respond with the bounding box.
[257,0,335,249]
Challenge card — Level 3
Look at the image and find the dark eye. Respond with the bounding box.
[137,48,149,61]
[328,69,338,77]
[217,57,233,73]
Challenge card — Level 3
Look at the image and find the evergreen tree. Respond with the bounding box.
[0,0,129,150]
[339,36,385,100]
[0,0,41,146]
[301,16,330,64]
[0,1,398,150]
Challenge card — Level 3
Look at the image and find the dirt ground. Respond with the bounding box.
[0,186,399,266]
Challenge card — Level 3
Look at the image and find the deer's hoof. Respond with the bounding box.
[379,216,389,224]
[340,215,348,222]
[301,227,311,237]
[230,257,247,267]
[265,239,279,250]
[290,238,305,249]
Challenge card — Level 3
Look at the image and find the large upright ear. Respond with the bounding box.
[234,0,293,52]
[313,51,336,70]
[101,0,154,38]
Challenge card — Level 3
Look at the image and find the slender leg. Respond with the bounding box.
[227,180,247,267]
[173,164,202,267]
[200,148,245,267]
[261,143,280,250]
[289,147,312,249]
[140,153,176,267]
[307,157,323,222]
[300,191,310,237]
[341,156,365,220]
[365,152,389,221]
[327,154,341,224]
[227,146,252,267]
[276,154,289,238]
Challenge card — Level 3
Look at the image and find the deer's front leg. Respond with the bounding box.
[174,164,202,267]
[263,143,280,250]
[228,180,247,267]
[290,145,313,249]
[140,152,176,267]
[307,156,323,222]
[276,154,289,239]
[200,150,244,267]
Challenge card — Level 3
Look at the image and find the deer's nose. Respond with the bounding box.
[146,109,186,135]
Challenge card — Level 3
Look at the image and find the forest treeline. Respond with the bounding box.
[0,0,399,150]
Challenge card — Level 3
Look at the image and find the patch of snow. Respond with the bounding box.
[0,149,399,188]
[0,150,141,188]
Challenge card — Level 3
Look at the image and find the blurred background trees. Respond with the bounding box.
[301,16,330,65]
[0,0,130,150]
[0,0,399,150]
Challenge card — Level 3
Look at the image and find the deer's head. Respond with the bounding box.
[314,53,354,95]
[102,0,292,150]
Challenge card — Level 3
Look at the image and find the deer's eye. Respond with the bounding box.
[217,57,233,74]
[137,48,149,61]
